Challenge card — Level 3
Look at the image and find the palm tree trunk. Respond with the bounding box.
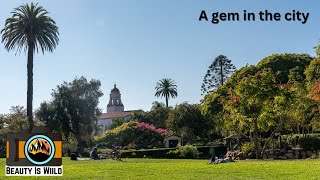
[165,95,168,108]
[27,45,34,132]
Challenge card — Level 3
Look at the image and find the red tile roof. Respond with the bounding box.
[98,111,132,120]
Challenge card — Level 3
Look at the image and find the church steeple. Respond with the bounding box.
[107,84,124,112]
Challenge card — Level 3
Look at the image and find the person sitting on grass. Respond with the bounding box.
[214,156,235,164]
[90,147,100,160]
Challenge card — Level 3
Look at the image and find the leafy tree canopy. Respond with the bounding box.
[167,102,212,143]
[36,77,103,148]
[257,53,312,84]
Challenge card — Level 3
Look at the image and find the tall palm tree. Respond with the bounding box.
[1,3,59,131]
[155,78,178,107]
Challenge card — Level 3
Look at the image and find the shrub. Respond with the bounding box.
[180,145,199,159]
[310,153,320,159]
[131,152,136,158]
[298,137,320,150]
[121,148,174,158]
[97,121,166,149]
[166,149,181,159]
[241,142,255,153]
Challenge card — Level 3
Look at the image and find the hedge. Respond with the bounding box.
[120,145,227,159]
[298,137,320,150]
[121,148,175,158]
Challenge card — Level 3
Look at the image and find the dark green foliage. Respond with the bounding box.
[167,103,212,143]
[121,148,175,158]
[202,55,236,95]
[288,66,305,83]
[180,145,199,159]
[257,54,312,84]
[166,149,181,158]
[305,58,320,83]
[197,145,227,158]
[120,146,226,159]
[134,101,170,129]
[298,137,320,150]
[36,77,103,148]
[167,145,200,159]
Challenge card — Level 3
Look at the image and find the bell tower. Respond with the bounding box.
[107,84,124,112]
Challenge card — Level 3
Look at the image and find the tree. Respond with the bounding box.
[167,102,212,143]
[35,101,59,132]
[1,3,59,131]
[136,101,170,129]
[201,55,236,95]
[305,58,320,85]
[231,69,278,158]
[257,54,312,84]
[36,77,103,148]
[155,79,178,107]
[0,106,45,135]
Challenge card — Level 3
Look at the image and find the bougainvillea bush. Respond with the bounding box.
[97,121,167,149]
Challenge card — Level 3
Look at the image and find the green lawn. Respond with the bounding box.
[1,158,320,179]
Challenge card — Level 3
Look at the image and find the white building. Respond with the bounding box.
[97,84,134,134]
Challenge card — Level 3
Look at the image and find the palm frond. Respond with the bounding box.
[1,2,59,54]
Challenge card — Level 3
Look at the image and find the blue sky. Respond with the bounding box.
[0,0,320,114]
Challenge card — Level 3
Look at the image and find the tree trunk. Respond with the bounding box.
[220,59,224,86]
[237,130,241,150]
[27,45,34,132]
[165,95,168,108]
[261,126,280,157]
[253,118,260,159]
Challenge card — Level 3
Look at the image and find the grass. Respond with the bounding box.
[1,158,320,179]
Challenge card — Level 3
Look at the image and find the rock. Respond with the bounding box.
[278,155,288,160]
[301,151,307,156]
[269,150,275,155]
[294,155,300,159]
[280,149,287,154]
[285,153,294,159]
[295,150,300,155]
[268,155,277,159]
[288,150,293,153]
[307,151,312,157]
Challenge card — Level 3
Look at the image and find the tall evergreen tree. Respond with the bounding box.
[201,55,236,95]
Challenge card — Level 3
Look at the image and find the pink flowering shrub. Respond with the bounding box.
[136,122,167,135]
[97,121,167,149]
